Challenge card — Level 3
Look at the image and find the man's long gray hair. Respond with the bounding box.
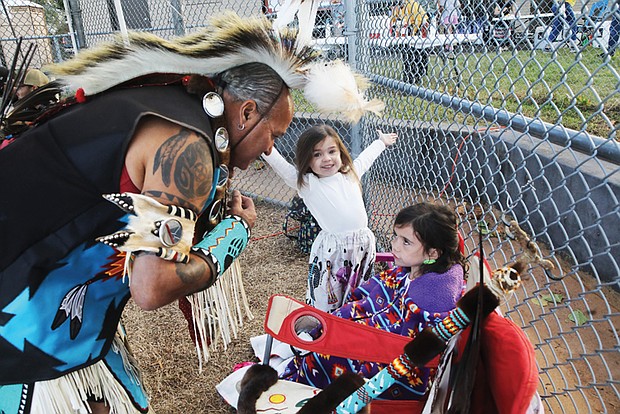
[219,62,285,117]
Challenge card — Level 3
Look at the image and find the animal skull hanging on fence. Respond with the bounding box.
[486,218,557,296]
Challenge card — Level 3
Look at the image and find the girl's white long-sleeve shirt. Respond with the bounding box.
[263,140,387,234]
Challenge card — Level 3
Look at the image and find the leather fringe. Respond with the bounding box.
[187,260,254,372]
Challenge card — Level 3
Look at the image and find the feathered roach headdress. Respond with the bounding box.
[47,12,383,123]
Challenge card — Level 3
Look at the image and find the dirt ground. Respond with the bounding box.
[122,201,620,414]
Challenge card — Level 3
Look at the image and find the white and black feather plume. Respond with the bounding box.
[49,13,315,95]
[47,12,382,123]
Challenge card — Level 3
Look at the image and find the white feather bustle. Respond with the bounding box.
[274,0,320,52]
[53,44,309,97]
[48,13,311,94]
[273,0,305,36]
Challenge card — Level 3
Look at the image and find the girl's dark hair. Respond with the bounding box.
[394,202,466,275]
[294,124,359,188]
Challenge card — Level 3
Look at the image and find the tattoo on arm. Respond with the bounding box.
[153,129,190,186]
[152,128,212,200]
[175,140,211,199]
[175,258,211,290]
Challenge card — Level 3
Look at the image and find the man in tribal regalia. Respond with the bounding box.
[0,12,382,414]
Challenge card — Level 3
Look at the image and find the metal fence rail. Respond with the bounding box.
[1,0,617,412]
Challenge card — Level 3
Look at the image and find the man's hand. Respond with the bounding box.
[227,189,257,228]
[377,130,398,147]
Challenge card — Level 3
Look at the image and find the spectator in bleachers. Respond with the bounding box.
[390,0,428,36]
[439,0,460,54]
[418,0,439,26]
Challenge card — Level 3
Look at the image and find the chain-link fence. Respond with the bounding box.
[1,0,618,412]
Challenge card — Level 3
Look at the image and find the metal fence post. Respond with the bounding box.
[65,0,85,50]
[170,0,185,36]
[345,0,361,156]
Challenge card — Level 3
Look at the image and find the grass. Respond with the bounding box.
[295,44,619,139]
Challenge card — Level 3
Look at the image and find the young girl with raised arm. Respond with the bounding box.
[262,124,397,312]
[279,202,468,401]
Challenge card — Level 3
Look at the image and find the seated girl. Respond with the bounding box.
[279,202,467,401]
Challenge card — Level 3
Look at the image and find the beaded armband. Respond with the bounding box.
[387,353,415,378]
[431,307,471,342]
[191,215,250,283]
[97,193,197,263]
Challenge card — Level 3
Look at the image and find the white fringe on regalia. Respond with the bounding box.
[30,328,143,414]
[187,260,254,371]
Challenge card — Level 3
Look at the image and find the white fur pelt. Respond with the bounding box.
[97,193,196,261]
